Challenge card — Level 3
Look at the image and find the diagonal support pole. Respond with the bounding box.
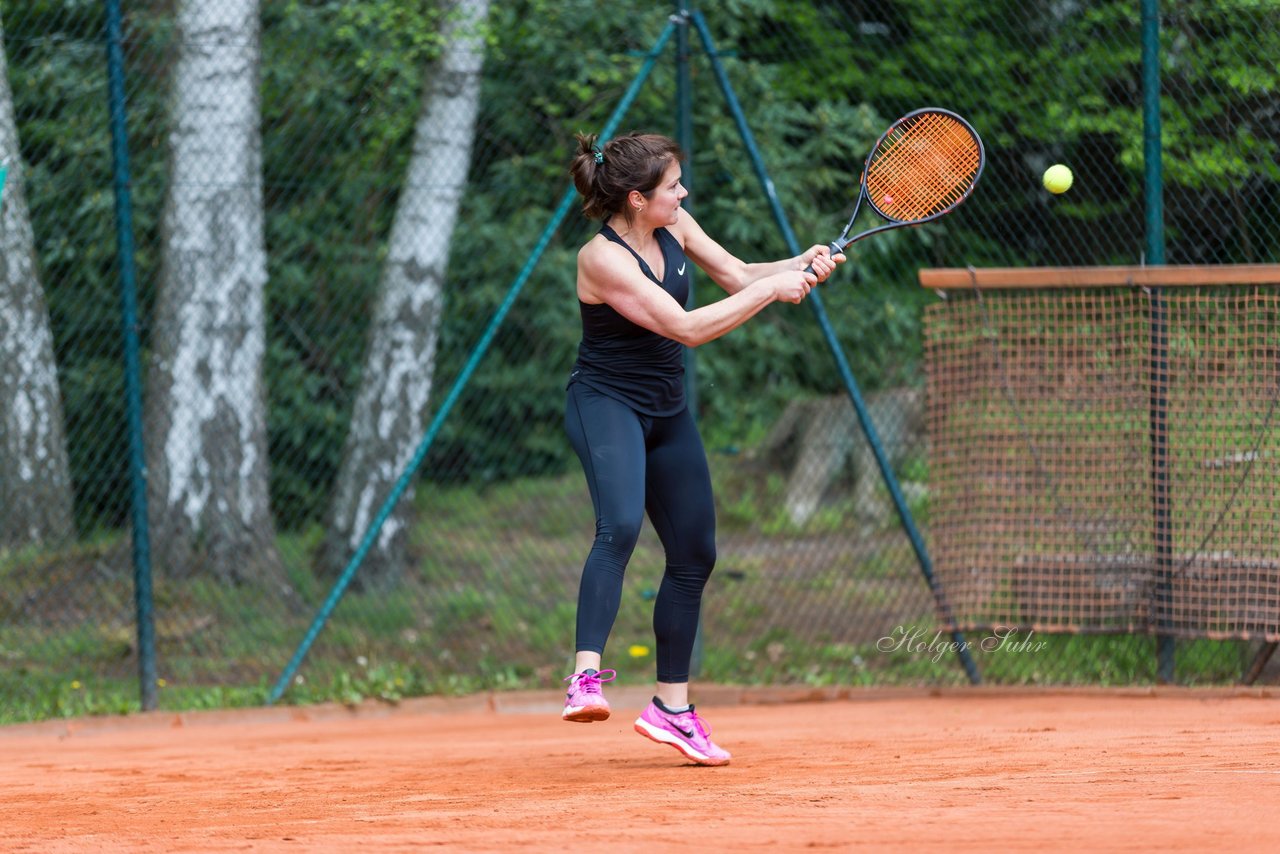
[267,19,681,705]
[688,8,981,684]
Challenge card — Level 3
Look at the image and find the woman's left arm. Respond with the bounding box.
[673,211,844,295]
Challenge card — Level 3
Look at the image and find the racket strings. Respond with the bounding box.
[876,113,980,190]
[871,122,977,218]
[868,113,981,222]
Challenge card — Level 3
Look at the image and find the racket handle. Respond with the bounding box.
[802,241,845,276]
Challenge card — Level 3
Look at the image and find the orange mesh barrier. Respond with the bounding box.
[922,267,1280,639]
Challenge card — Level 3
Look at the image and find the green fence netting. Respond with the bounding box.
[1,0,1277,723]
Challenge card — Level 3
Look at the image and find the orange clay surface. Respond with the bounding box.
[3,685,1279,852]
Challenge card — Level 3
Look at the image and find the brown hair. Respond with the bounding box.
[569,131,684,222]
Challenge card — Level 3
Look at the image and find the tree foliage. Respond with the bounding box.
[1,0,1275,534]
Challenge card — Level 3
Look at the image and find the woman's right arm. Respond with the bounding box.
[577,239,814,348]
[673,210,842,295]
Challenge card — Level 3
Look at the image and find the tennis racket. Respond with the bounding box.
[806,108,985,273]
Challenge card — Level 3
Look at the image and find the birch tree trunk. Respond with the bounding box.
[146,0,280,583]
[0,18,73,549]
[322,0,490,590]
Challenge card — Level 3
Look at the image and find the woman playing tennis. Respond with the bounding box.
[561,131,844,765]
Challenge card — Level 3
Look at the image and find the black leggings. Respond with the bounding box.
[564,382,716,683]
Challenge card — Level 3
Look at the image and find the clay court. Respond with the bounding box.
[3,686,1278,852]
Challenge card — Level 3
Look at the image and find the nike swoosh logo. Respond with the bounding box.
[677,263,686,276]
[674,725,695,738]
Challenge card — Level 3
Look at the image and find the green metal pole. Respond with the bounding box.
[1142,0,1174,684]
[105,0,158,711]
[1142,0,1165,266]
[676,2,696,416]
[268,19,680,705]
[673,0,704,678]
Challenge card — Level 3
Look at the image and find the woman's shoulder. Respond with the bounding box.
[579,229,613,256]
[578,230,628,273]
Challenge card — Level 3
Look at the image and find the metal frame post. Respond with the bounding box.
[1142,0,1175,684]
[105,0,158,711]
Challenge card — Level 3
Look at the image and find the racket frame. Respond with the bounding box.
[827,107,985,256]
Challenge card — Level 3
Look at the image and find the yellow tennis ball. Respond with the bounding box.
[628,644,650,658]
[1043,164,1073,194]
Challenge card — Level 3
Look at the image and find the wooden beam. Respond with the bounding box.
[919,265,1280,290]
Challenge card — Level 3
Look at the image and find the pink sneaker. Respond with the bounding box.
[634,700,731,766]
[561,669,616,722]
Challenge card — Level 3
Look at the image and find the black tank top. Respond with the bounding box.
[569,224,691,416]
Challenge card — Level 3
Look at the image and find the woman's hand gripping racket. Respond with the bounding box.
[805,108,985,274]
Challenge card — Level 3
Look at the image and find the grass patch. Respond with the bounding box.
[0,468,1260,725]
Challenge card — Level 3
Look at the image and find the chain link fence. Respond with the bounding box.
[2,0,1277,723]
